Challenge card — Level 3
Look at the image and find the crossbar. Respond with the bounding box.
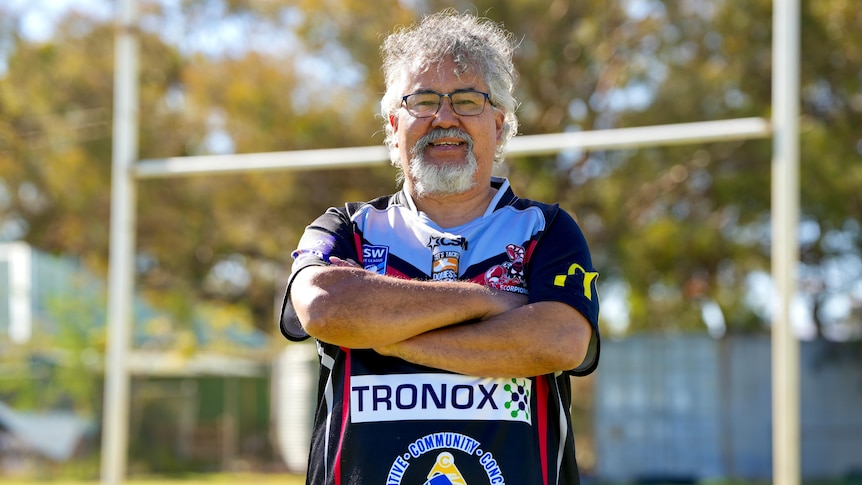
[133,117,771,179]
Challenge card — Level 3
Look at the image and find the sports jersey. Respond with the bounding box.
[281,177,600,485]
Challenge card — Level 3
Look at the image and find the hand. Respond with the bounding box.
[375,342,398,357]
[374,288,526,359]
[328,256,361,268]
[483,288,528,320]
[329,255,526,316]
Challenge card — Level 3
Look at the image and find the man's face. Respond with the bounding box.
[389,57,505,197]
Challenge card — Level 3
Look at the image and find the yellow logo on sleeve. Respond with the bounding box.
[553,263,599,301]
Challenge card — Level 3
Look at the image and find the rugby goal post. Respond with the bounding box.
[102,0,801,484]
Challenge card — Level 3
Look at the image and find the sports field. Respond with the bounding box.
[3,475,860,485]
[1,474,305,485]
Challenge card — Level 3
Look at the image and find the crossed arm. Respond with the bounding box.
[289,258,593,378]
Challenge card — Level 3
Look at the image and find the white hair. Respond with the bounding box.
[379,9,520,167]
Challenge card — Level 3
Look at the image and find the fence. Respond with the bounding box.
[594,333,862,482]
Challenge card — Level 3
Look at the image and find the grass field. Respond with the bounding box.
[0,474,809,485]
[1,474,306,485]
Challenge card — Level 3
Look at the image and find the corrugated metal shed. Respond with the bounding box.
[594,333,862,481]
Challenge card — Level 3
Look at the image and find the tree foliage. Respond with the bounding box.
[1,0,860,343]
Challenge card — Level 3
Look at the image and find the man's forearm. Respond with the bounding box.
[290,265,525,348]
[375,301,593,378]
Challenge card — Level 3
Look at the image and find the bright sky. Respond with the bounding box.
[3,0,361,86]
[5,0,112,42]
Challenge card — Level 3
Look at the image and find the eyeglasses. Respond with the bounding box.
[401,90,492,118]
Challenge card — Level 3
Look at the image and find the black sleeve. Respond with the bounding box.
[279,205,360,341]
[527,206,601,376]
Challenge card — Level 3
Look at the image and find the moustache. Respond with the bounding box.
[412,128,474,155]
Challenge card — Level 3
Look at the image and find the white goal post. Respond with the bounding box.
[133,117,770,178]
[102,1,801,484]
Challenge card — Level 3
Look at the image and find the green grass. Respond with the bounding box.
[4,475,858,485]
[0,473,305,485]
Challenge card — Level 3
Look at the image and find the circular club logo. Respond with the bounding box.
[386,432,508,485]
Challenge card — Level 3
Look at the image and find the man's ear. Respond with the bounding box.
[494,109,505,144]
[389,113,400,148]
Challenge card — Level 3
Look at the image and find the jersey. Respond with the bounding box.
[280,177,600,485]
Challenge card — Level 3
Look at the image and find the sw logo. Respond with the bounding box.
[553,263,599,301]
[362,245,389,274]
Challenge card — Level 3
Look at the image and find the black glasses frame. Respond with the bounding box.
[400,90,492,118]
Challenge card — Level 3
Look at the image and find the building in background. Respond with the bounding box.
[0,242,281,475]
[595,333,862,482]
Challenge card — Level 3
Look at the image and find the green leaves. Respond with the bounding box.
[1,0,859,340]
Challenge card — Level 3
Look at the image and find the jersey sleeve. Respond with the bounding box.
[527,206,601,376]
[279,205,359,341]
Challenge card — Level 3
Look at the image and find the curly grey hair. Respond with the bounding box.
[380,9,520,165]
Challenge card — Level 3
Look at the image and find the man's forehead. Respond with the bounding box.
[403,58,486,90]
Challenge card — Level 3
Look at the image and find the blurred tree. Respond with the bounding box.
[411,0,862,338]
[0,0,860,343]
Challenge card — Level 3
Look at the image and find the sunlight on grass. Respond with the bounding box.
[1,473,306,485]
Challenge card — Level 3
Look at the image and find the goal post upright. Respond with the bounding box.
[103,2,800,483]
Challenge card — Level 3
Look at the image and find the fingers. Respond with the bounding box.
[329,256,361,268]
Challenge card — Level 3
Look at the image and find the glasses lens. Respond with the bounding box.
[450,91,487,115]
[405,93,442,117]
[404,91,488,117]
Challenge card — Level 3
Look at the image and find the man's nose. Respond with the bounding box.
[431,97,460,127]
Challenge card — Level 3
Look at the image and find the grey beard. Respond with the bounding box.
[408,128,478,197]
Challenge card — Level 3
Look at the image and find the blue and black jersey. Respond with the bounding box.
[281,177,600,485]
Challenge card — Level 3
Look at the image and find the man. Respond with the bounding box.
[281,10,600,485]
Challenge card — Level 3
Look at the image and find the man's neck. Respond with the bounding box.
[410,184,498,229]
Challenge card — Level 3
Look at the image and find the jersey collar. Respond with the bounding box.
[397,176,514,218]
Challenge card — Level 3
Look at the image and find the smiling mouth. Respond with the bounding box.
[412,128,474,156]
